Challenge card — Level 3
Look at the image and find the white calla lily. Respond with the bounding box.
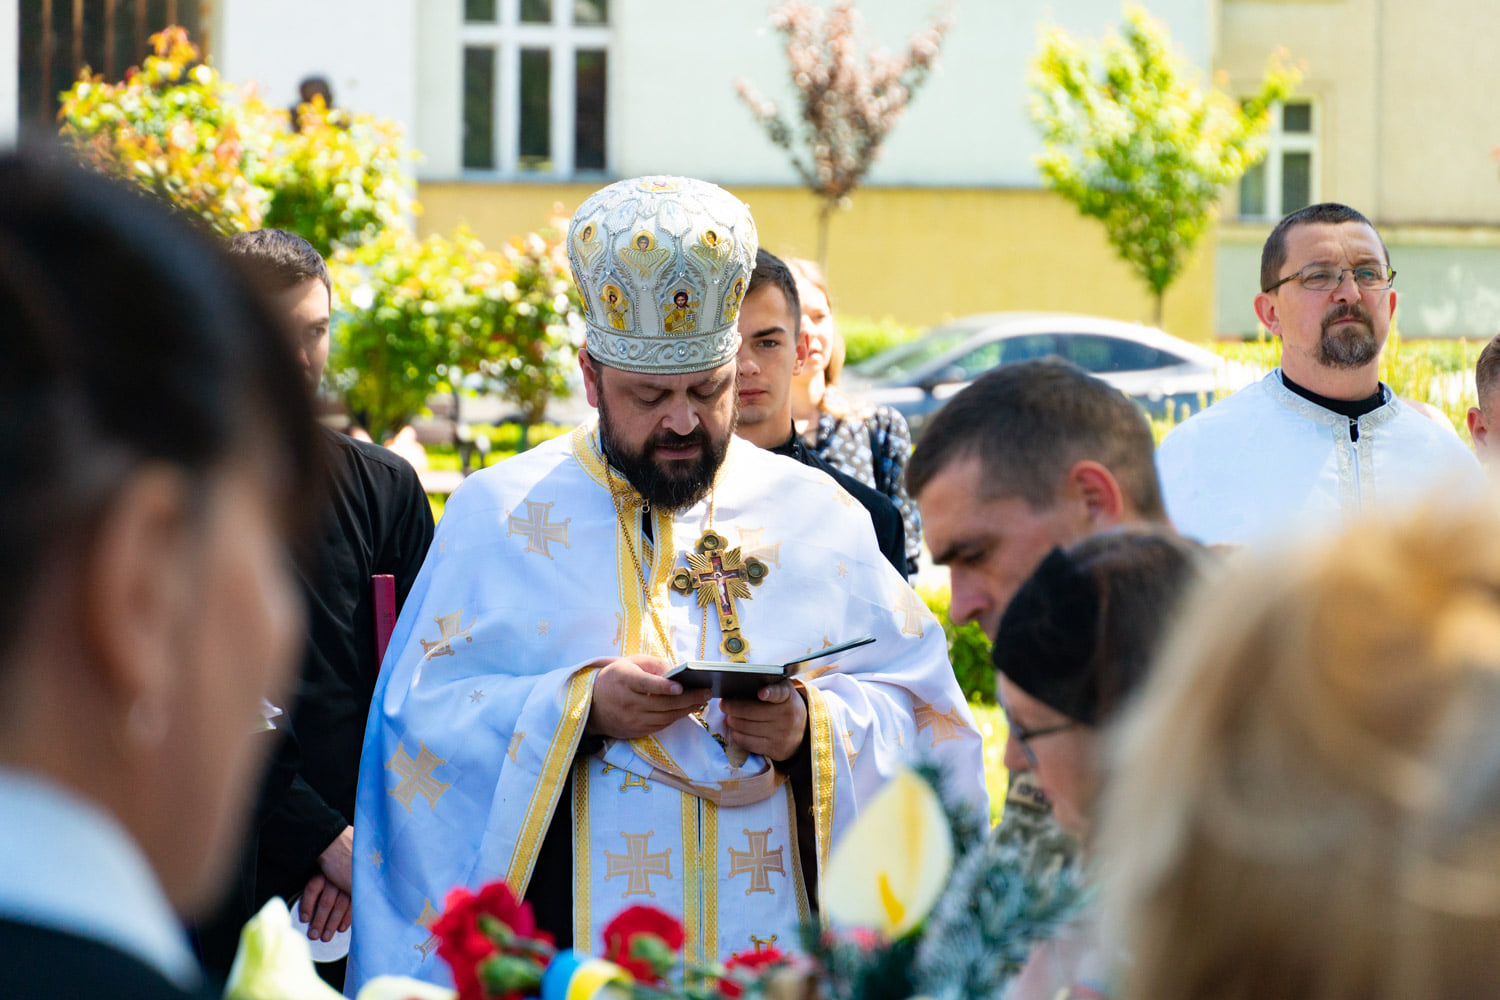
[224,898,345,1000]
[823,767,953,936]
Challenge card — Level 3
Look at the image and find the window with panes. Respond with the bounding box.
[1239,100,1317,220]
[462,0,609,177]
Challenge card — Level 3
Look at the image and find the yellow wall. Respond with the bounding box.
[1217,0,1500,225]
[418,183,1217,341]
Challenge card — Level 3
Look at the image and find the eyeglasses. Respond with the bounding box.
[1002,709,1080,767]
[1263,264,1396,294]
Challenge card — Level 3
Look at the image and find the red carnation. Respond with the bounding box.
[432,881,554,1000]
[718,946,790,998]
[600,905,685,983]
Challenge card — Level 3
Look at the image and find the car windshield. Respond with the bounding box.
[850,324,980,380]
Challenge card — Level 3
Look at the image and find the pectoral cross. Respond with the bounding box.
[671,529,769,661]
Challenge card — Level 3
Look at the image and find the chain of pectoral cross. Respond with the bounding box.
[606,463,712,663]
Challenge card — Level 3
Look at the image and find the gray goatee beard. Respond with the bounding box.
[1318,304,1379,369]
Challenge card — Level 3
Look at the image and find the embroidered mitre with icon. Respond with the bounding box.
[567,176,757,374]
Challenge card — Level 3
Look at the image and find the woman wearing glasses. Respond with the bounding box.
[993,527,1206,999]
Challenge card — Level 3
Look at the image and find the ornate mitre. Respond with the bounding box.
[566,176,758,374]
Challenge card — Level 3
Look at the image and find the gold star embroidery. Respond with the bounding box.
[469,689,484,704]
[836,562,848,578]
[508,732,526,763]
[369,848,383,867]
[537,619,550,637]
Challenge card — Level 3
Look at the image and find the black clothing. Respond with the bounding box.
[1280,371,1387,418]
[769,430,908,577]
[197,427,433,978]
[2,920,217,1000]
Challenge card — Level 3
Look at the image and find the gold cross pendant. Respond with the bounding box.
[670,529,769,661]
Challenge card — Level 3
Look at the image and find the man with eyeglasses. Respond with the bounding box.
[1157,202,1482,547]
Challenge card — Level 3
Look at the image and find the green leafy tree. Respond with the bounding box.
[469,217,584,447]
[737,0,953,268]
[331,224,582,444]
[329,228,493,442]
[58,27,413,255]
[261,97,417,258]
[1030,6,1298,325]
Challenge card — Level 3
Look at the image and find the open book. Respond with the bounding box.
[665,634,876,699]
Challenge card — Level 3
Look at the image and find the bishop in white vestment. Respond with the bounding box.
[347,177,987,992]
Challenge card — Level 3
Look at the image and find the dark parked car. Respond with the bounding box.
[843,312,1241,437]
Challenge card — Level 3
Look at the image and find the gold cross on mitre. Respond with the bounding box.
[670,529,769,661]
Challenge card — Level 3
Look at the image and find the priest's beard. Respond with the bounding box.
[597,395,734,512]
[1318,303,1380,369]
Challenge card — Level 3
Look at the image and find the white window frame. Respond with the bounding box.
[1239,99,1318,221]
[460,0,609,179]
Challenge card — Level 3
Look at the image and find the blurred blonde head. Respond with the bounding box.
[1101,503,1500,1000]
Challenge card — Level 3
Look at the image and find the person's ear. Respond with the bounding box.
[1064,460,1126,527]
[1253,291,1282,339]
[793,330,809,376]
[1469,405,1488,451]
[79,466,196,749]
[579,348,602,408]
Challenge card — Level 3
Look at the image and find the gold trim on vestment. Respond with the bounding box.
[505,667,597,894]
[680,794,701,965]
[799,681,836,920]
[784,783,811,924]
[703,798,720,963]
[572,759,593,952]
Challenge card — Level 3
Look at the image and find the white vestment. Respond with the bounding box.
[347,425,987,991]
[1157,370,1483,547]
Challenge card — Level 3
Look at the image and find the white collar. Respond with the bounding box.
[0,767,202,989]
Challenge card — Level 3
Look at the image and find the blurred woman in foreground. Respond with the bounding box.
[1102,504,1500,1000]
[992,527,1206,999]
[0,153,318,997]
[786,257,922,576]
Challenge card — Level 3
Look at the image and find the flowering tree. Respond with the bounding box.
[58,26,414,256]
[1030,6,1298,325]
[59,27,276,234]
[737,1,953,267]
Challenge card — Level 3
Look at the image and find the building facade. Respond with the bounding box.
[7,0,1498,339]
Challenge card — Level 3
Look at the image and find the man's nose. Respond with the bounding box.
[660,398,699,437]
[1331,269,1361,303]
[1003,730,1031,773]
[737,349,759,377]
[947,574,989,630]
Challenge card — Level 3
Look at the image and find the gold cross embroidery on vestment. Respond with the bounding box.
[604,831,673,897]
[727,828,785,895]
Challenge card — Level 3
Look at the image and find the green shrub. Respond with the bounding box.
[918,584,996,704]
[840,315,922,366]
